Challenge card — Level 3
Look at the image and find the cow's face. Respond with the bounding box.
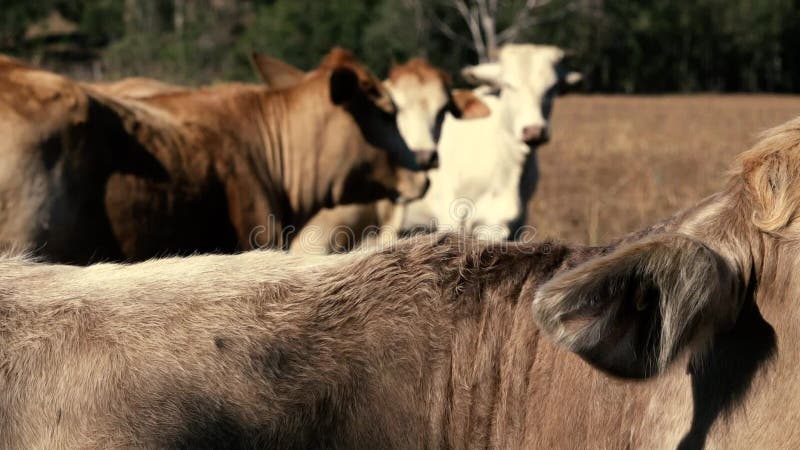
[532,234,743,379]
[384,59,490,168]
[462,44,582,146]
[324,54,432,204]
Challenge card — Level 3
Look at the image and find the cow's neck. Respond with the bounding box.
[421,239,612,448]
[263,80,345,232]
[250,88,330,244]
[427,190,793,448]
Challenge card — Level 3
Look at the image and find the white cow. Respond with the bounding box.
[395,44,582,240]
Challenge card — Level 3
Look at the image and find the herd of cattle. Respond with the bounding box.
[0,42,798,448]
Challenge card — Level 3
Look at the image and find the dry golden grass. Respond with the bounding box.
[529,95,800,244]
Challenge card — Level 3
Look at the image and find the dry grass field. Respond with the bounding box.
[529,95,800,245]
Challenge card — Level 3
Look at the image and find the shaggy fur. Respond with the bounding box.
[3,116,800,448]
[0,236,578,448]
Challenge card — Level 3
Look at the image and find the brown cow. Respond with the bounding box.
[0,49,432,263]
[1,116,799,447]
[290,58,491,254]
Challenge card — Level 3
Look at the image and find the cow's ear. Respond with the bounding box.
[329,67,360,105]
[450,89,491,119]
[249,52,305,90]
[532,234,740,379]
[557,71,583,95]
[461,62,502,86]
[564,71,583,86]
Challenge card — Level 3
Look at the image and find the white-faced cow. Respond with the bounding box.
[290,58,490,254]
[0,49,432,263]
[0,116,798,447]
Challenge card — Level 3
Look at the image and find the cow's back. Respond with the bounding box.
[0,62,138,263]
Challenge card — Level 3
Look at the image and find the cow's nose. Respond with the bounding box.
[522,125,548,145]
[414,150,439,170]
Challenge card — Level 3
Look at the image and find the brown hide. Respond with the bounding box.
[0,49,428,262]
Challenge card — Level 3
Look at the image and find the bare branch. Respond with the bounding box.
[489,0,499,17]
[427,8,474,49]
[431,0,573,60]
[451,0,488,60]
[498,0,558,44]
[402,0,431,53]
[476,0,498,59]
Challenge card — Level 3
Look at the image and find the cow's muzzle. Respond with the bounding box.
[522,125,550,145]
[414,150,439,170]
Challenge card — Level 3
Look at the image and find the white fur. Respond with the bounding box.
[394,45,578,240]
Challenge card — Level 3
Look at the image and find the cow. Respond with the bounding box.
[0,115,798,448]
[291,44,582,254]
[399,44,583,239]
[290,58,491,254]
[0,49,432,264]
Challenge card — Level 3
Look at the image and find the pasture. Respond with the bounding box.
[532,94,800,244]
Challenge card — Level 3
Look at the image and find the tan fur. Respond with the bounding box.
[0,236,577,448]
[734,116,800,238]
[85,77,189,99]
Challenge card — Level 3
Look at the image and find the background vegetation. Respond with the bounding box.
[2,0,800,92]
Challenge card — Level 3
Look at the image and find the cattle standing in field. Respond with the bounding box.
[2,116,800,448]
[290,58,491,254]
[0,49,432,263]
[292,44,582,254]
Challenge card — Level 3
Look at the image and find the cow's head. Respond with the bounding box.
[532,234,742,378]
[384,58,489,167]
[251,49,436,204]
[462,44,582,146]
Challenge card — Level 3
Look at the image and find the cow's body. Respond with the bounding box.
[0,50,429,263]
[398,92,535,240]
[0,236,584,449]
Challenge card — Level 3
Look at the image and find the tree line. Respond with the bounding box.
[3,0,799,92]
